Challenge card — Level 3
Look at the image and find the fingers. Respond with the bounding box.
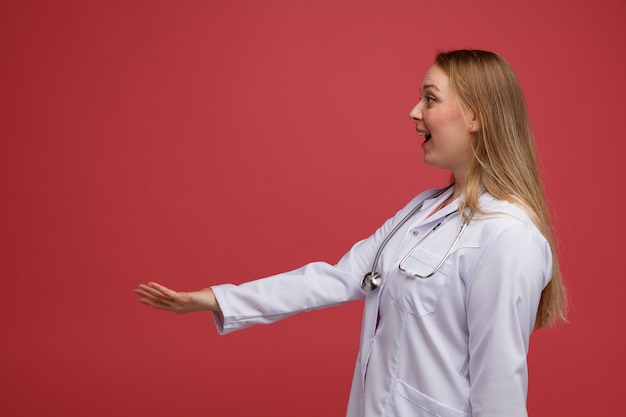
[147,282,176,297]
[135,283,176,302]
[134,282,180,311]
[136,295,170,310]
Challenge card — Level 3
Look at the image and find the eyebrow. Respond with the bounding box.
[421,83,441,93]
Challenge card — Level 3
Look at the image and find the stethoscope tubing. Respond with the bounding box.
[361,186,453,291]
[397,211,471,279]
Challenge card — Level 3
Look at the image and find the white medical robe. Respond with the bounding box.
[211,187,552,417]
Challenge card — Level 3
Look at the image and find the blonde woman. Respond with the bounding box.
[135,49,566,417]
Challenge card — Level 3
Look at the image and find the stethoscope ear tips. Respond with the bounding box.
[361,272,382,292]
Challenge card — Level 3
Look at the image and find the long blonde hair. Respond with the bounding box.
[435,50,566,328]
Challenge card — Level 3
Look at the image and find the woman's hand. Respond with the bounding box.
[133,282,220,314]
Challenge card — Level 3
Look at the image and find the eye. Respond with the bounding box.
[425,96,436,104]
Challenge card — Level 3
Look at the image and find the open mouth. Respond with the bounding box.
[418,131,432,142]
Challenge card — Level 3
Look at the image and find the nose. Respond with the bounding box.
[409,101,423,122]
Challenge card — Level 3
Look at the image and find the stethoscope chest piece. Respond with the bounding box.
[361,272,382,292]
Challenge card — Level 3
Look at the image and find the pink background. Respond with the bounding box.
[2,0,625,416]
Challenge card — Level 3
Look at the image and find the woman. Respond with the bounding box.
[134,49,566,417]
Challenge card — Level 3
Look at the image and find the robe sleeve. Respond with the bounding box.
[465,222,552,417]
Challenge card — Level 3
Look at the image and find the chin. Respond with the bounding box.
[423,157,448,171]
[422,155,437,167]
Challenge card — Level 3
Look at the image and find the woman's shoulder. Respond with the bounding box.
[476,192,532,223]
[472,192,544,242]
[463,195,550,275]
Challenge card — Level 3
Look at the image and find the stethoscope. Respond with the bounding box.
[360,187,473,292]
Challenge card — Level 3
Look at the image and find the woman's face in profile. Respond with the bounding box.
[409,65,475,178]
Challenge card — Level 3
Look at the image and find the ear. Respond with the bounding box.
[468,112,481,133]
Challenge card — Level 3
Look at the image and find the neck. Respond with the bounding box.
[430,173,466,216]
[450,170,468,200]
